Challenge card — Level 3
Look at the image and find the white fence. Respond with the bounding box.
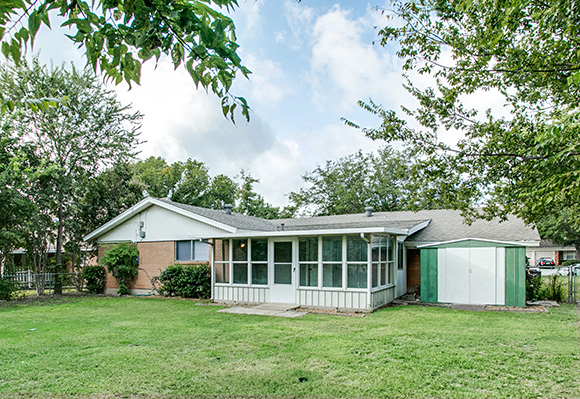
[1,271,80,293]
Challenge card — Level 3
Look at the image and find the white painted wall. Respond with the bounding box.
[437,247,506,305]
[98,205,230,243]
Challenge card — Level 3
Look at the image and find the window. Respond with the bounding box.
[299,237,318,287]
[175,240,210,261]
[322,236,342,288]
[251,239,268,285]
[397,242,404,270]
[347,236,367,289]
[371,235,392,288]
[232,239,248,284]
[214,239,230,283]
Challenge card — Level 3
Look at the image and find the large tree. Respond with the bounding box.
[0,58,142,292]
[288,146,454,217]
[348,0,580,256]
[0,0,250,121]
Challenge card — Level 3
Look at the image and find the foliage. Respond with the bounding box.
[541,274,566,302]
[0,276,19,301]
[100,243,139,295]
[0,0,250,121]
[561,259,580,267]
[133,156,182,198]
[82,265,107,294]
[153,263,210,299]
[288,146,454,217]
[0,58,142,293]
[235,170,279,219]
[0,298,578,397]
[525,275,542,302]
[349,1,580,241]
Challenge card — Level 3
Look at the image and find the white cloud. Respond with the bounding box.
[279,0,315,50]
[308,5,402,111]
[231,0,265,35]
[241,53,293,106]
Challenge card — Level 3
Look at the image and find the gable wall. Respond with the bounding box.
[97,205,231,243]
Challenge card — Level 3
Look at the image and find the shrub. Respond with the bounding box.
[561,259,579,267]
[541,275,566,302]
[526,276,542,301]
[82,265,107,294]
[100,243,139,295]
[153,263,210,299]
[0,277,19,301]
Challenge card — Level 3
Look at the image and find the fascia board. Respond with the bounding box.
[84,197,237,242]
[417,237,539,248]
[202,227,412,239]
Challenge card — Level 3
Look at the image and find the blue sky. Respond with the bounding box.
[32,1,423,206]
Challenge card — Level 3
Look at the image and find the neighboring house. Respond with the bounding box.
[526,240,577,265]
[84,197,541,311]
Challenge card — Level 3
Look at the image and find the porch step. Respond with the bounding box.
[253,303,299,311]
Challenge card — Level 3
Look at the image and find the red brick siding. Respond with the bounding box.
[98,241,210,290]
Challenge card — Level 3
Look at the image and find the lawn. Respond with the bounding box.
[0,297,578,398]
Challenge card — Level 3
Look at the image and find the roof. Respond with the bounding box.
[156,199,277,232]
[398,209,540,243]
[84,198,540,244]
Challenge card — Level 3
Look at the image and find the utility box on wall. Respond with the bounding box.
[420,239,526,307]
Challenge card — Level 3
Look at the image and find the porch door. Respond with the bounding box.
[269,240,296,303]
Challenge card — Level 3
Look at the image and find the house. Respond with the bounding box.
[527,239,577,265]
[84,197,541,311]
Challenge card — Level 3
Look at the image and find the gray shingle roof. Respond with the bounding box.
[157,198,277,231]
[396,209,540,242]
[160,199,539,242]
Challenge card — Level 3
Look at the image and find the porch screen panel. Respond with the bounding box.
[347,236,368,289]
[251,239,268,285]
[233,239,248,284]
[323,236,343,288]
[299,237,318,287]
[372,235,389,288]
[214,239,230,283]
[274,242,292,284]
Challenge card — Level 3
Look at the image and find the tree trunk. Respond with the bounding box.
[575,243,580,261]
[53,203,65,295]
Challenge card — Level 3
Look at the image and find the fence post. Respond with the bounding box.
[28,270,32,289]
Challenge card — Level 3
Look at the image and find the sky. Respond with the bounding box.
[29,0,478,207]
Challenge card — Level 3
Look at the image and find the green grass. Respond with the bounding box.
[1,297,579,398]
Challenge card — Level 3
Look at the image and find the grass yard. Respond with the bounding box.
[0,297,578,398]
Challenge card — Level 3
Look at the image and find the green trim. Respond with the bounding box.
[420,248,438,303]
[505,247,526,307]
[421,239,523,249]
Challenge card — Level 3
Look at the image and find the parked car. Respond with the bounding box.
[537,257,555,267]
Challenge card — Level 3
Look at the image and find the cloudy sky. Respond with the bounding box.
[32,0,436,207]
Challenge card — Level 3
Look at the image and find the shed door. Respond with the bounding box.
[438,247,505,305]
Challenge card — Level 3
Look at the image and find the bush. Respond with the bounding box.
[153,263,210,299]
[0,277,19,301]
[100,243,139,295]
[561,259,579,267]
[82,265,107,294]
[526,276,542,301]
[541,275,566,302]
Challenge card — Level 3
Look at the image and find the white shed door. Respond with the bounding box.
[438,247,505,305]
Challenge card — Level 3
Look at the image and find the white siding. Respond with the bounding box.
[214,285,270,303]
[98,205,230,243]
[370,286,397,309]
[297,289,369,311]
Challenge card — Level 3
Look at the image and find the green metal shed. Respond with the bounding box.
[419,239,526,307]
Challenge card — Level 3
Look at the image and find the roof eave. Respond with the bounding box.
[201,226,415,239]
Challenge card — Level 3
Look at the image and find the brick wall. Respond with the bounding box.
[407,249,421,293]
[98,241,210,290]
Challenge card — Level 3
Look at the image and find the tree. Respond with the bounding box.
[0,0,250,121]
[133,156,182,198]
[235,170,279,219]
[347,1,580,251]
[0,58,142,293]
[288,146,453,216]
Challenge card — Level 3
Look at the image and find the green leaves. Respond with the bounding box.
[1,0,251,122]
